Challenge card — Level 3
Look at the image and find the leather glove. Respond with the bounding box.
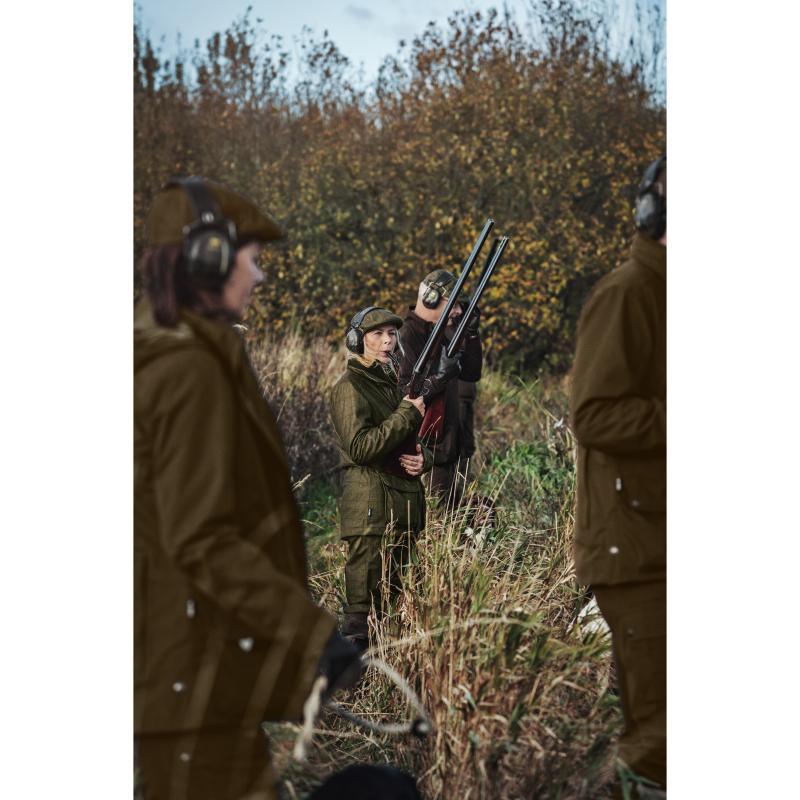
[421,346,461,400]
[435,344,461,380]
[464,304,480,337]
[317,631,363,696]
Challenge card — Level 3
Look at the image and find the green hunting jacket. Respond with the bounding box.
[329,358,433,538]
[570,233,666,586]
[134,299,335,735]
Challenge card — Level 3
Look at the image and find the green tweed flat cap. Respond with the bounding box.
[423,269,457,297]
[145,178,284,246]
[359,307,404,332]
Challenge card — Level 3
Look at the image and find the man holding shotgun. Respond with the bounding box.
[397,227,507,503]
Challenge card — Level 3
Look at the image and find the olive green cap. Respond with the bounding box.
[423,269,457,297]
[359,307,404,333]
[145,178,284,246]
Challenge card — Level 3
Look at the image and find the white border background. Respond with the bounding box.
[1,1,798,795]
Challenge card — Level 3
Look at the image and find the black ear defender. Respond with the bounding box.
[634,155,666,239]
[421,277,448,310]
[168,176,238,283]
[345,306,380,354]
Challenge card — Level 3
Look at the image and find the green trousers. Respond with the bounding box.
[342,533,414,616]
[593,579,666,792]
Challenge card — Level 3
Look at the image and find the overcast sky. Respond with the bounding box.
[135,0,665,91]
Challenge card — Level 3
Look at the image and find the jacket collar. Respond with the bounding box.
[406,307,432,330]
[347,357,397,387]
[135,298,289,469]
[133,297,244,371]
[631,233,666,280]
[178,306,247,374]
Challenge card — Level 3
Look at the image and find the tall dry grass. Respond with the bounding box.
[246,330,620,798]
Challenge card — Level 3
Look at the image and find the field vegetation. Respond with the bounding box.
[245,329,620,799]
[134,2,665,795]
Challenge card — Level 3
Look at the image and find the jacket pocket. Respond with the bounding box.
[338,468,385,536]
[379,473,423,534]
[614,454,666,514]
[574,449,665,584]
[615,598,666,720]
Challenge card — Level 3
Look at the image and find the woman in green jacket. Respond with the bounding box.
[329,306,432,650]
[135,177,360,800]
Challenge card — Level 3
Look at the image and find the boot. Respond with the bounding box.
[341,612,369,655]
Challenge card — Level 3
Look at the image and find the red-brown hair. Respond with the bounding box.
[140,245,226,327]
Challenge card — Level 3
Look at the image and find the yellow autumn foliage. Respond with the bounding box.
[134,5,665,372]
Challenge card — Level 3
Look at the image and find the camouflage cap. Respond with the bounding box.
[358,307,404,333]
[145,178,284,247]
[422,269,457,298]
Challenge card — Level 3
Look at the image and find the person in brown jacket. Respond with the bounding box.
[397,269,483,503]
[134,177,360,800]
[570,156,666,798]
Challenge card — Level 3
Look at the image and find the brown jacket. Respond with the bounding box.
[397,309,482,465]
[570,233,666,586]
[134,299,335,734]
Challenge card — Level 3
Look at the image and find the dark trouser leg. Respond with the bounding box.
[135,727,277,800]
[428,462,462,508]
[593,580,666,793]
[342,535,384,646]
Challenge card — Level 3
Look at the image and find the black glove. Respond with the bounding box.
[317,631,363,696]
[421,346,461,400]
[465,304,480,337]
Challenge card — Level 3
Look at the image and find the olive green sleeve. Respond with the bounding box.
[570,282,666,455]
[330,380,422,465]
[419,440,434,473]
[148,350,335,667]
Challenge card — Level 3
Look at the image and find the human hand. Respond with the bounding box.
[465,304,480,336]
[399,444,425,477]
[435,346,461,381]
[403,395,425,416]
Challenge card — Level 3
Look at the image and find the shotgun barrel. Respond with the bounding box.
[406,217,495,398]
[446,236,509,358]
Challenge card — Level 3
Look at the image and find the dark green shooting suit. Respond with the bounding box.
[329,357,432,634]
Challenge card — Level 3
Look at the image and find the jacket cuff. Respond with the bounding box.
[400,399,423,421]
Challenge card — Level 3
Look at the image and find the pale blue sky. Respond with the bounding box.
[135,0,665,93]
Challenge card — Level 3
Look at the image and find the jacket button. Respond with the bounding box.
[186,599,196,619]
[172,681,186,693]
[630,499,641,509]
[609,546,620,555]
[178,752,191,763]
[238,637,254,652]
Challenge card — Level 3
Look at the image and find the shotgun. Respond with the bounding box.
[404,218,495,398]
[382,220,498,478]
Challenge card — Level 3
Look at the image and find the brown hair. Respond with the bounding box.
[140,245,236,327]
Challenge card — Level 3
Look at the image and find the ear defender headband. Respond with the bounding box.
[168,176,238,283]
[421,276,453,310]
[345,306,380,354]
[634,155,666,240]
